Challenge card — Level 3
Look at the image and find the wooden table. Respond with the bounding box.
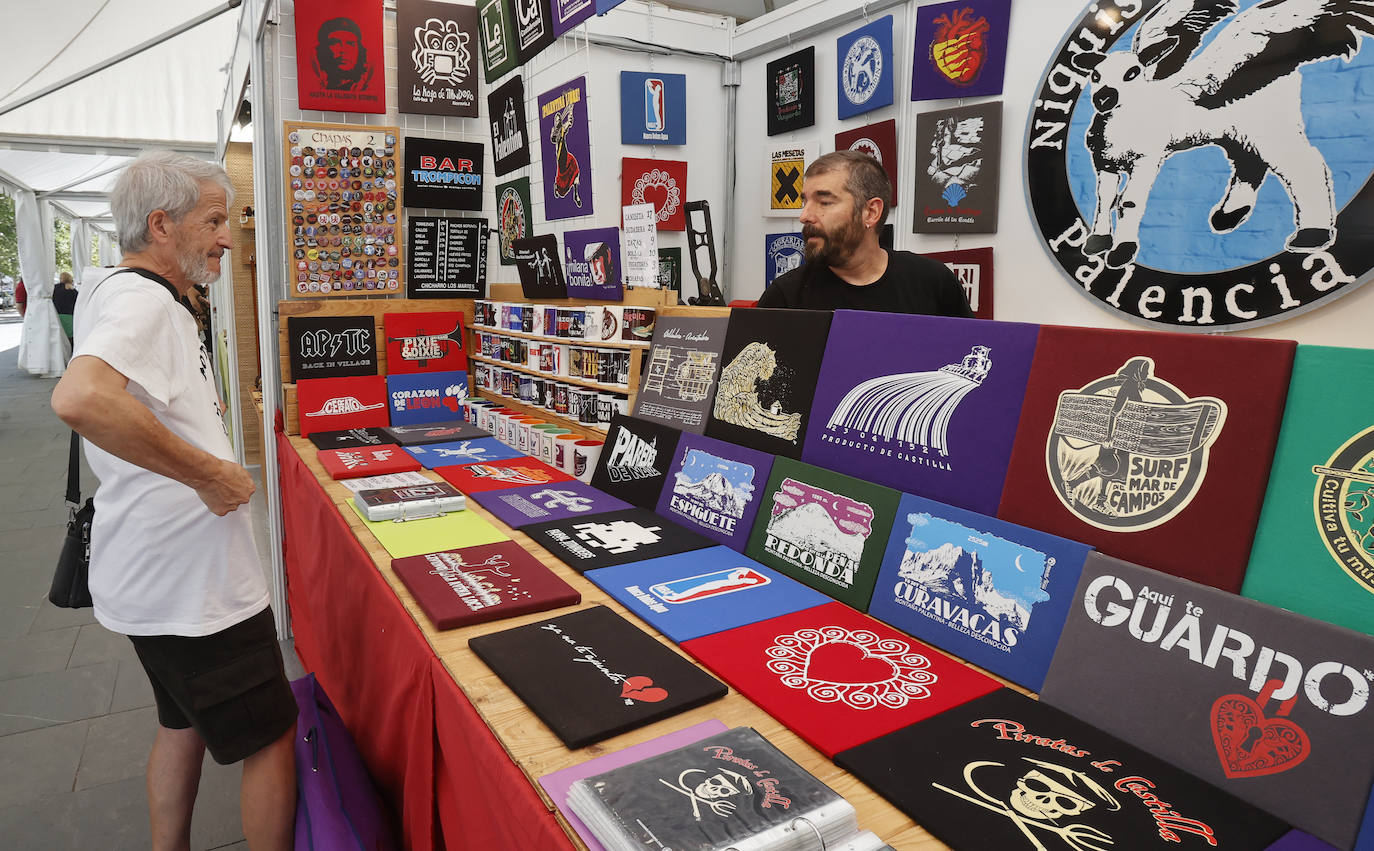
[278,430,964,850]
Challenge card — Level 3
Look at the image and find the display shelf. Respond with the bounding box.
[470,354,629,394]
[474,387,611,439]
[470,324,649,349]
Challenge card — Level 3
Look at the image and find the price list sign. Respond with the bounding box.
[406,215,489,298]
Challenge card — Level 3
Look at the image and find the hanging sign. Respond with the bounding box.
[914,102,1001,234]
[513,234,569,299]
[538,77,594,220]
[488,75,530,176]
[911,0,1011,101]
[494,177,532,266]
[563,227,623,301]
[552,0,596,35]
[621,158,686,231]
[406,216,488,298]
[622,203,658,287]
[766,46,815,136]
[836,16,893,119]
[404,137,484,211]
[767,141,818,216]
[619,72,687,145]
[477,0,518,83]
[835,118,898,207]
[764,232,805,286]
[657,247,681,294]
[924,246,994,320]
[512,0,556,63]
[293,0,386,113]
[283,121,402,297]
[397,0,479,116]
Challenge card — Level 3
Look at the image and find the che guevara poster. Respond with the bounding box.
[294,0,387,113]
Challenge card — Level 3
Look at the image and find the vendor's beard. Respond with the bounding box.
[802,214,865,265]
[175,244,220,285]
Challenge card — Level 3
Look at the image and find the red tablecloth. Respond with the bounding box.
[279,432,574,851]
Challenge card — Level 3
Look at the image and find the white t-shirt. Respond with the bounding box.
[73,268,268,636]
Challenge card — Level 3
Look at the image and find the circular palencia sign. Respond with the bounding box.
[1024,0,1374,331]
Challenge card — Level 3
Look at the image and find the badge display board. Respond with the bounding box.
[308,427,396,450]
[384,419,490,445]
[744,456,901,611]
[523,508,712,573]
[392,542,580,630]
[287,316,378,380]
[488,75,530,176]
[766,46,815,136]
[318,446,423,480]
[538,721,730,851]
[620,71,686,145]
[620,158,687,231]
[682,602,999,758]
[470,481,632,528]
[869,492,1092,692]
[283,122,403,297]
[836,16,893,119]
[802,311,1039,515]
[345,500,507,559]
[512,235,569,299]
[406,216,487,298]
[403,137,484,211]
[296,375,389,436]
[633,314,729,434]
[925,246,994,320]
[512,0,556,64]
[1040,553,1374,849]
[436,457,573,493]
[494,177,532,265]
[477,0,517,83]
[1242,345,1374,636]
[655,432,774,552]
[586,546,830,643]
[563,227,623,301]
[836,689,1289,851]
[468,605,727,749]
[386,371,469,426]
[910,0,1011,100]
[404,437,525,468]
[589,415,681,509]
[396,0,480,117]
[566,727,853,850]
[538,77,594,220]
[997,326,1296,593]
[383,311,467,373]
[293,0,386,113]
[764,233,804,287]
[705,308,833,458]
[835,119,898,207]
[914,101,1002,234]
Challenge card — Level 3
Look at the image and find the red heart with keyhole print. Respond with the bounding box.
[620,675,668,703]
[805,640,898,686]
[1210,693,1311,779]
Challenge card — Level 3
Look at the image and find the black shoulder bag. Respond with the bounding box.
[50,431,94,608]
[48,267,186,610]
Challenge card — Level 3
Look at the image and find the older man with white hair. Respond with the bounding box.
[51,151,296,851]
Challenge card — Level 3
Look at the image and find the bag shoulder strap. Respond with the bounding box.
[66,430,82,506]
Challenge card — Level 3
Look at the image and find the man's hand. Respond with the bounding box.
[195,458,256,516]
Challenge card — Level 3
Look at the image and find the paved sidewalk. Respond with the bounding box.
[0,309,299,850]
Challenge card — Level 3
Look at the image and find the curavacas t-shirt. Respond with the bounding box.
[757,249,972,316]
[73,269,268,637]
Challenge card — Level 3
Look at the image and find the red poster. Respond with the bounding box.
[922,246,993,319]
[294,0,387,114]
[317,446,422,480]
[296,375,389,436]
[383,312,468,374]
[835,118,898,207]
[621,158,687,231]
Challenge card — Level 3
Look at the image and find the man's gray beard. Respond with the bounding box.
[176,246,217,284]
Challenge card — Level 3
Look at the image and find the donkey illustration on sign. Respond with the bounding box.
[1077,0,1374,269]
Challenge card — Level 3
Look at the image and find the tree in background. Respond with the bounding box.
[54,217,72,279]
[0,195,17,280]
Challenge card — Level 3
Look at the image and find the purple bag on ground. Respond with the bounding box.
[291,673,398,851]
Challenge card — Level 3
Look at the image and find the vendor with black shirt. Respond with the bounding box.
[757,150,973,317]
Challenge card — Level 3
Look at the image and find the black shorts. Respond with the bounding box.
[129,607,297,765]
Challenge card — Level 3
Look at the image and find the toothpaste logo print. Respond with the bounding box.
[1313,425,1374,595]
[766,625,935,709]
[1046,357,1225,531]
